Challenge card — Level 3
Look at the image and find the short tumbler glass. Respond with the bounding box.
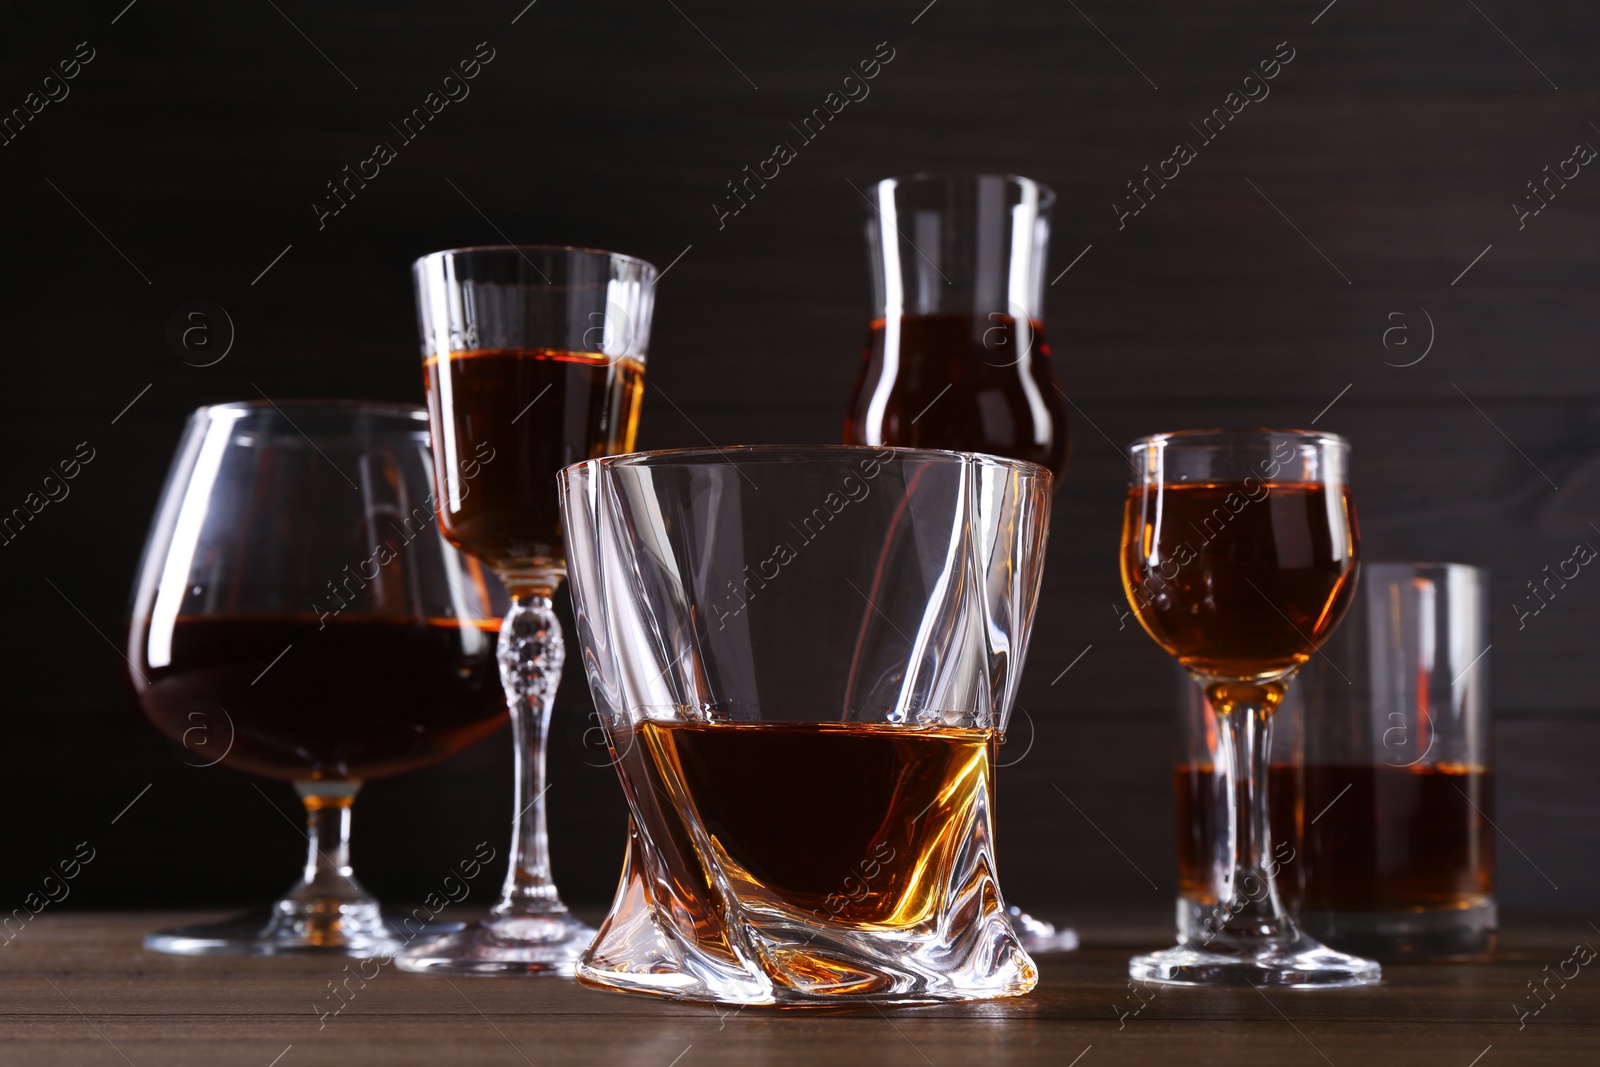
[1290,562,1496,958]
[559,445,1051,1006]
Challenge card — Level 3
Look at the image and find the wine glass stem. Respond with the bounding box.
[494,591,567,917]
[1206,680,1290,942]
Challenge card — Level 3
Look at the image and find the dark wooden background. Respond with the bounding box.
[3,0,1596,921]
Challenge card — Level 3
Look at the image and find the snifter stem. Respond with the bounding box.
[298,782,361,895]
[1204,680,1289,946]
[492,592,569,918]
[263,780,389,948]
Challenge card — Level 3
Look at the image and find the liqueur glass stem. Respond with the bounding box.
[299,784,359,900]
[1208,683,1288,945]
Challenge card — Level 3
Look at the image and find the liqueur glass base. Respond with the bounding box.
[1133,909,1381,988]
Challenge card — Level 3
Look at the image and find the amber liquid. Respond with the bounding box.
[1121,482,1358,678]
[127,615,506,780]
[423,348,644,582]
[1174,762,1494,910]
[843,313,1069,477]
[627,721,992,928]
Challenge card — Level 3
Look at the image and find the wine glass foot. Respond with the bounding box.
[1130,932,1381,988]
[143,907,463,957]
[1006,906,1079,953]
[395,912,597,976]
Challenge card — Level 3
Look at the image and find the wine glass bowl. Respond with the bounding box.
[417,245,652,599]
[422,350,645,594]
[1119,429,1380,987]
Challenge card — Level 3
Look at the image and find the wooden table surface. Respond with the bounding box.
[2,911,1595,1066]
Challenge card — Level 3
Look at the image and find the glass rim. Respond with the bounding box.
[1127,428,1349,452]
[566,443,1052,478]
[628,704,998,730]
[871,172,1057,210]
[192,399,428,424]
[412,244,658,278]
[1363,560,1488,578]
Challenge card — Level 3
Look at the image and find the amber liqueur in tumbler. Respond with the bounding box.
[610,721,999,954]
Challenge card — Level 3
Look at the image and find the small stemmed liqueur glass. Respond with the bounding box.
[127,401,506,955]
[1120,429,1380,986]
[401,245,655,974]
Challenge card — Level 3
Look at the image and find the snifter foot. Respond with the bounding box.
[143,908,461,958]
[395,912,596,975]
[144,782,460,957]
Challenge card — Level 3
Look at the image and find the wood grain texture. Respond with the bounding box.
[1,912,1596,1066]
[1,0,1597,915]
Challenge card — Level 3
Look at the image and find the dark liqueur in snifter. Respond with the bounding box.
[128,614,505,779]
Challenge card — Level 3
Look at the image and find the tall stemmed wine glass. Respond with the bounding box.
[843,174,1076,953]
[400,245,656,974]
[1119,429,1380,986]
[127,401,507,955]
